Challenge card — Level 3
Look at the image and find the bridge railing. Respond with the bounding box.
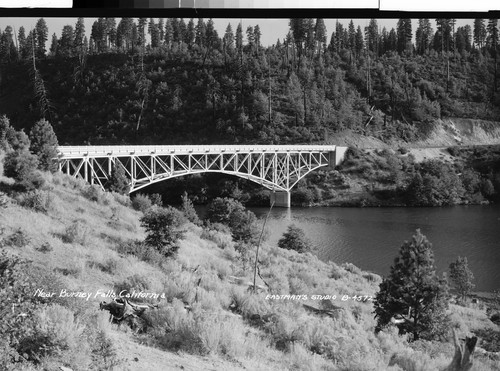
[57,145,338,157]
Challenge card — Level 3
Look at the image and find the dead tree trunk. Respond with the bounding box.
[445,329,478,371]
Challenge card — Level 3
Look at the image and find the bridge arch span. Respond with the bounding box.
[56,145,347,207]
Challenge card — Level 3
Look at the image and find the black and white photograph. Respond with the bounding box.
[0,3,500,370]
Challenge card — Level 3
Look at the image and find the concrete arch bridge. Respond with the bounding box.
[56,145,348,207]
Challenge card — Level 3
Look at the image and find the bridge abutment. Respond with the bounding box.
[270,191,291,208]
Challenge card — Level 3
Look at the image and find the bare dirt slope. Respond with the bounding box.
[330,119,500,163]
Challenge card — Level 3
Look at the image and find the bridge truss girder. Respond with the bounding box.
[57,150,332,193]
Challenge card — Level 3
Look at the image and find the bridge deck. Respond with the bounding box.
[57,145,338,158]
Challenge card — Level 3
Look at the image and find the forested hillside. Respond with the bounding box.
[0,17,499,145]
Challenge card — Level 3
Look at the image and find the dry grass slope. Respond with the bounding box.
[0,171,499,370]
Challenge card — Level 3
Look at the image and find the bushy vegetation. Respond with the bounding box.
[28,118,58,172]
[140,206,185,257]
[205,197,260,243]
[2,18,500,147]
[449,256,475,303]
[278,224,312,253]
[105,162,129,194]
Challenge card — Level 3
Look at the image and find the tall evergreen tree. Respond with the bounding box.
[106,18,117,49]
[449,256,475,303]
[34,18,48,58]
[365,19,379,54]
[73,17,85,54]
[164,19,174,47]
[355,25,364,55]
[487,19,498,92]
[158,18,165,41]
[254,24,262,52]
[29,118,58,172]
[314,18,327,57]
[374,230,449,341]
[473,18,487,50]
[18,26,27,59]
[58,25,74,57]
[185,18,195,47]
[195,18,207,47]
[396,18,412,54]
[49,33,58,57]
[137,18,147,48]
[223,23,235,52]
[235,22,243,54]
[347,20,356,51]
[416,19,433,55]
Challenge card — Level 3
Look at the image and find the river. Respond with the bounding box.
[250,205,500,293]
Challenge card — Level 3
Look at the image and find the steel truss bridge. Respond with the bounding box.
[56,145,347,207]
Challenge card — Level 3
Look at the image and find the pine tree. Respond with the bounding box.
[374,230,449,341]
[34,18,48,58]
[278,224,311,253]
[473,18,486,50]
[195,18,206,47]
[397,19,412,54]
[106,163,129,194]
[164,19,173,48]
[185,18,195,47]
[49,33,58,57]
[18,26,27,59]
[137,18,147,48]
[235,22,243,54]
[223,23,235,51]
[347,20,356,52]
[180,191,201,225]
[59,25,75,57]
[253,24,262,52]
[365,19,379,54]
[449,256,475,303]
[355,25,364,55]
[487,19,498,92]
[29,118,58,172]
[74,17,85,54]
[106,18,117,49]
[314,18,327,57]
[416,19,433,55]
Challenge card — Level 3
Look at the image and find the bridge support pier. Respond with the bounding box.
[270,191,291,208]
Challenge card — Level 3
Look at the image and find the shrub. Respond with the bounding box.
[278,224,311,253]
[89,329,121,370]
[19,189,52,213]
[88,258,118,274]
[180,191,201,225]
[20,304,90,367]
[132,193,153,212]
[449,256,475,303]
[105,163,129,194]
[342,262,362,275]
[481,179,495,197]
[2,228,30,247]
[205,197,260,243]
[81,184,105,203]
[62,220,88,245]
[140,206,185,258]
[114,274,151,301]
[293,187,315,205]
[116,239,164,264]
[37,242,53,253]
[29,118,59,172]
[3,150,44,190]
